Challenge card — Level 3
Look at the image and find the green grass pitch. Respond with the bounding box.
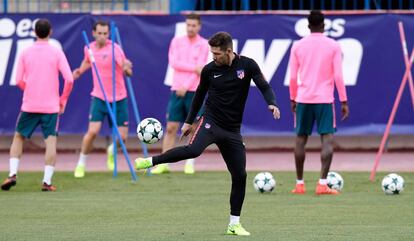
[0,172,413,241]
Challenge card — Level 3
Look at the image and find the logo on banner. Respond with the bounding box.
[0,18,63,86]
[236,70,245,79]
[283,18,363,87]
[165,18,362,88]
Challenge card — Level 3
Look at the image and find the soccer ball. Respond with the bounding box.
[327,171,344,191]
[381,173,405,195]
[253,172,276,193]
[137,118,163,144]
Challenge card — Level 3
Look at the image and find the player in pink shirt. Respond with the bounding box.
[72,20,133,178]
[289,11,349,195]
[1,19,74,192]
[152,14,209,174]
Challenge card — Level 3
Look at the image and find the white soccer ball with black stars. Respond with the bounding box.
[253,172,276,193]
[381,173,405,195]
[137,118,163,144]
[327,171,344,191]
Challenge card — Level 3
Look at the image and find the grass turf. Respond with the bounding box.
[0,172,413,241]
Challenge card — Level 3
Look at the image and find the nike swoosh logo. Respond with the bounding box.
[213,74,222,78]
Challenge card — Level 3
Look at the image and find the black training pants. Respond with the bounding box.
[153,117,247,216]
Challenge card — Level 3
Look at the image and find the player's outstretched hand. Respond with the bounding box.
[72,69,81,80]
[123,59,133,77]
[341,102,349,121]
[59,103,66,114]
[176,88,187,97]
[180,123,192,141]
[290,100,296,113]
[268,105,281,120]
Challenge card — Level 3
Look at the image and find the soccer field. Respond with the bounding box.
[1,172,413,241]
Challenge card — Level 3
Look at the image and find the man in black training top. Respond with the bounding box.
[135,31,280,236]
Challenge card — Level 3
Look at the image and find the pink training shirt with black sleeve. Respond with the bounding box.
[84,40,127,102]
[15,41,74,113]
[289,33,347,103]
[169,34,209,92]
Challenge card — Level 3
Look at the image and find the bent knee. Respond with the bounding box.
[87,130,99,138]
[166,125,179,135]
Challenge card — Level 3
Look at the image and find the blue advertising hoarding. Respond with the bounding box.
[0,13,413,135]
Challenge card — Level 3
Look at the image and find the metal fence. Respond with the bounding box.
[197,0,414,11]
[1,0,168,13]
[1,0,414,13]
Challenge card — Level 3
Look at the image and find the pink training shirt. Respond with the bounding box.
[289,33,347,103]
[16,41,74,113]
[169,34,209,92]
[84,40,127,102]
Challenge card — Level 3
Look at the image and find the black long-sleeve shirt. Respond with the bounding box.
[185,54,277,132]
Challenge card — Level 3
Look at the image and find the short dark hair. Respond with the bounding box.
[93,20,110,31]
[308,10,324,28]
[208,31,233,51]
[186,13,201,24]
[35,19,51,39]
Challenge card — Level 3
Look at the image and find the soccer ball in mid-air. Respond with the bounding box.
[253,172,276,193]
[327,171,344,191]
[381,173,405,195]
[137,118,163,144]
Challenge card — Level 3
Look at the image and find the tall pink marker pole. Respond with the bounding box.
[370,22,414,181]
[399,22,414,109]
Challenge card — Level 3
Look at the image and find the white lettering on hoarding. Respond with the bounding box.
[0,18,63,86]
[165,18,361,88]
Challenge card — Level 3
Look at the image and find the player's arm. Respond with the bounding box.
[58,51,74,114]
[122,59,133,77]
[195,40,210,76]
[115,45,133,77]
[73,59,91,80]
[333,44,349,120]
[181,66,210,137]
[73,47,92,80]
[180,41,209,93]
[168,38,198,73]
[250,59,280,119]
[289,44,299,113]
[15,54,26,90]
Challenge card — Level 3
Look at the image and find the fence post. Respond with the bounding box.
[124,0,128,11]
[241,0,249,10]
[169,0,196,13]
[3,0,8,13]
[364,0,371,9]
